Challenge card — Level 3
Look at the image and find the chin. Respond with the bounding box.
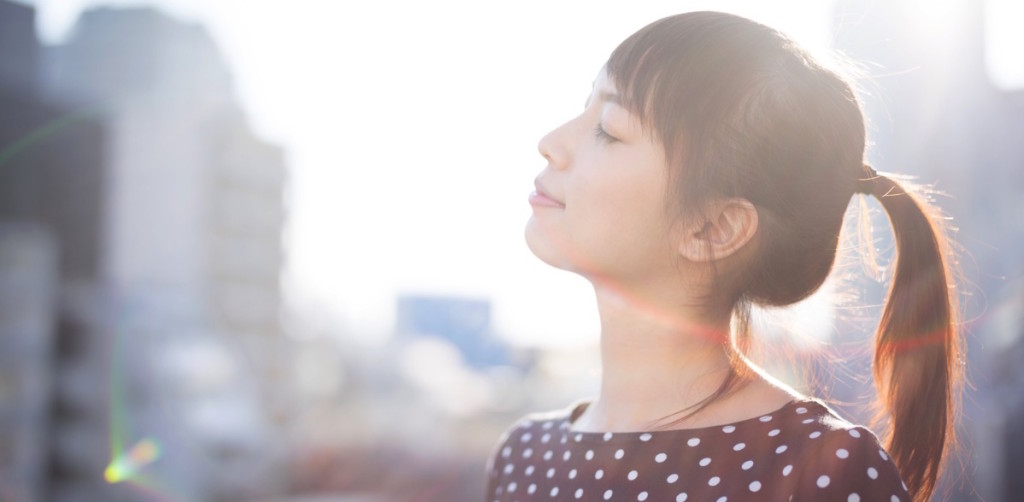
[524,216,574,272]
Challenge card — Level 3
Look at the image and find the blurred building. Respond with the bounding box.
[395,294,512,368]
[0,225,58,502]
[2,2,292,500]
[0,0,39,95]
[0,2,106,501]
[40,6,292,500]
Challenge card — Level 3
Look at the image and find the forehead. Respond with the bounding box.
[588,68,621,107]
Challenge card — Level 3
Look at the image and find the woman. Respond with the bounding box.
[486,11,961,502]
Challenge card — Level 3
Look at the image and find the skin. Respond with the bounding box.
[525,68,801,432]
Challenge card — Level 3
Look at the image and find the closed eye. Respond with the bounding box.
[593,124,619,144]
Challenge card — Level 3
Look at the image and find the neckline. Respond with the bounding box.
[564,397,822,437]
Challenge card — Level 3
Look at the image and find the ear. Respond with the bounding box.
[677,198,759,262]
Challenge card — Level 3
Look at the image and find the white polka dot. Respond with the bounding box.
[803,418,815,424]
[768,428,781,437]
[604,489,613,500]
[615,449,625,459]
[586,449,594,461]
[502,447,511,458]
[796,407,808,414]
[879,449,889,460]
[595,469,604,479]
[569,468,577,479]
[522,433,532,442]
[504,464,514,474]
[523,448,533,458]
[655,452,668,463]
[508,482,517,492]
[783,465,793,476]
[676,494,688,502]
[809,431,822,439]
[699,457,712,467]
[525,465,535,475]
[733,442,746,451]
[837,448,850,459]
[603,432,613,441]
[723,425,736,433]
[817,475,830,488]
[760,415,773,422]
[667,473,679,483]
[849,429,861,438]
[575,488,584,499]
[563,451,571,461]
[544,450,553,461]
[639,433,652,442]
[742,460,754,470]
[716,497,727,502]
[628,470,638,481]
[687,437,701,447]
[574,433,582,442]
[638,492,649,501]
[776,445,788,454]
[709,476,721,486]
[750,481,762,492]
[561,436,567,444]
[867,467,878,479]
[902,481,908,492]
[546,467,555,478]
[848,494,861,502]
[543,421,553,430]
[528,483,537,494]
[891,496,899,502]
[550,487,559,497]
[541,433,550,443]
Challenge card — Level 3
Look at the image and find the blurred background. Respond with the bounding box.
[0,0,1021,500]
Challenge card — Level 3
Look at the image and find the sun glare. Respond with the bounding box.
[985,0,1024,91]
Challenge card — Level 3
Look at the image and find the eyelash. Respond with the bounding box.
[593,125,619,144]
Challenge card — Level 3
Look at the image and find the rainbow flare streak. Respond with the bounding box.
[104,438,162,484]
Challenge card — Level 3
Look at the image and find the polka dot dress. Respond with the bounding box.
[485,398,911,501]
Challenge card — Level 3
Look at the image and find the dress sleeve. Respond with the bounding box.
[791,425,911,502]
[484,441,501,501]
[484,430,509,501]
[484,417,529,501]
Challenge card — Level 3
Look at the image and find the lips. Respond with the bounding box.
[531,179,565,208]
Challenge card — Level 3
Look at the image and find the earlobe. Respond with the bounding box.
[677,199,759,263]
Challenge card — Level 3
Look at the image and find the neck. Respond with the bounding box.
[581,281,740,431]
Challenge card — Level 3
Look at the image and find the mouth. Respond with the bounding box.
[530,180,565,208]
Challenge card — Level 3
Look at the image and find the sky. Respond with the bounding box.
[23,0,1020,347]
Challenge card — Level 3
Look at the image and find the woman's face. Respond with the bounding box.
[525,69,682,285]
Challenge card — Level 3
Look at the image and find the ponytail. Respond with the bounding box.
[862,170,962,502]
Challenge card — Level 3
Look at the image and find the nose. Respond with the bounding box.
[537,121,571,171]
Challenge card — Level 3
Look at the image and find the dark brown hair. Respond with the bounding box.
[606,12,961,501]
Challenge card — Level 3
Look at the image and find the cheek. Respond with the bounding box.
[567,167,673,268]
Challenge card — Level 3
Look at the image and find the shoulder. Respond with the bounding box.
[485,401,581,471]
[787,400,911,502]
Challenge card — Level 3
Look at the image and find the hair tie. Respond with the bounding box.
[856,164,879,195]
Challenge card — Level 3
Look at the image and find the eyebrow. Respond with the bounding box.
[584,89,622,108]
[598,90,620,104]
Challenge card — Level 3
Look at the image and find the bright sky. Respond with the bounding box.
[27,0,852,347]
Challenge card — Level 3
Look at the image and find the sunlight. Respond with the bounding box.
[984,0,1024,90]
[907,0,961,40]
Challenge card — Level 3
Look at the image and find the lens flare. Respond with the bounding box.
[104,438,162,483]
